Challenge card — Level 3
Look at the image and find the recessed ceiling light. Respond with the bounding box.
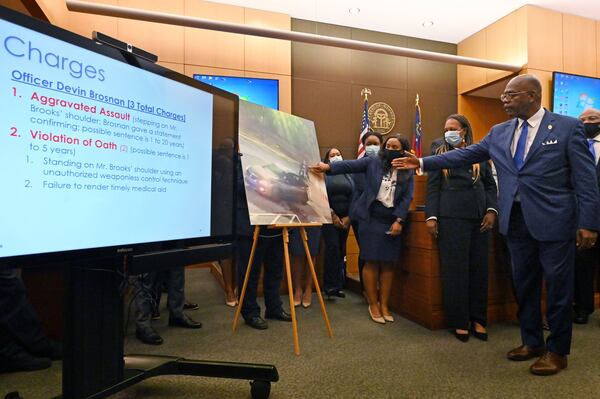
[349,7,360,15]
[422,21,434,28]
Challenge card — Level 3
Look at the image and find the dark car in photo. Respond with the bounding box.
[245,163,310,204]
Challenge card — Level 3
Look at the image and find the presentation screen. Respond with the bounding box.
[552,71,600,117]
[0,7,237,263]
[193,74,279,110]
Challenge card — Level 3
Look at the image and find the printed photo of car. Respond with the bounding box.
[245,163,309,204]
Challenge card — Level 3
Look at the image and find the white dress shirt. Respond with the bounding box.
[511,106,545,158]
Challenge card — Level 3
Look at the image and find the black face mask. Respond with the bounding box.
[384,149,404,163]
[584,123,600,139]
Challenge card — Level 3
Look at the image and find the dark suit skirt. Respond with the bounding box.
[289,227,322,257]
[358,201,402,262]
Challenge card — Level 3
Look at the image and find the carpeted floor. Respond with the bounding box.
[2,268,600,398]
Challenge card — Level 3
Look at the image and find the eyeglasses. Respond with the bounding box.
[500,91,532,101]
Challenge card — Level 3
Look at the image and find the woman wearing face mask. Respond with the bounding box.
[350,132,383,295]
[321,148,354,298]
[311,134,414,323]
[425,114,498,342]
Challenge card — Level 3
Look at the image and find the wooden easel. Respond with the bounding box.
[232,223,334,356]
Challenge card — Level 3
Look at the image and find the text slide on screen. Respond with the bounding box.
[1,18,215,258]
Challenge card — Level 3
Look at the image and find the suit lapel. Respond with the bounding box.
[504,119,518,171]
[522,110,554,167]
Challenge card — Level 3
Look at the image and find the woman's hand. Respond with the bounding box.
[426,219,438,238]
[388,221,403,236]
[340,216,351,230]
[480,211,497,232]
[309,162,330,174]
[331,213,343,228]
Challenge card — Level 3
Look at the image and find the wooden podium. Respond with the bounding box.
[233,224,334,355]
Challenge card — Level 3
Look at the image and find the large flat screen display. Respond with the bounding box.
[0,6,237,262]
[193,74,279,110]
[552,71,600,117]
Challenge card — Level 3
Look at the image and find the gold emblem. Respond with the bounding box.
[368,102,395,135]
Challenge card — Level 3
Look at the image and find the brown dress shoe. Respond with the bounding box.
[530,351,567,376]
[507,345,545,361]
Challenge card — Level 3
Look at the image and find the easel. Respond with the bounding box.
[233,223,334,355]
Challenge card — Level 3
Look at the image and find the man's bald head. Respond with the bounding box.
[501,74,543,119]
[579,108,600,123]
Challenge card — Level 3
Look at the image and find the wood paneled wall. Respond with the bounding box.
[33,0,292,112]
[458,5,600,133]
[291,19,458,159]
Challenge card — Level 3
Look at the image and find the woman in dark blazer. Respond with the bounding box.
[312,134,414,323]
[321,147,354,298]
[349,132,383,295]
[425,114,498,342]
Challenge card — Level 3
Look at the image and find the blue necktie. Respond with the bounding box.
[514,122,529,170]
[589,139,597,163]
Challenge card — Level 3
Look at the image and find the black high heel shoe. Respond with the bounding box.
[470,325,488,341]
[454,330,469,342]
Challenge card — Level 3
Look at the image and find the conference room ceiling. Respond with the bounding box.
[209,0,600,43]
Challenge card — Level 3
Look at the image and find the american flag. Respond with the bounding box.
[357,96,370,158]
[412,94,423,158]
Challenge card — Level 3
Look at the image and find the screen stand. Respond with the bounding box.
[57,254,278,399]
[232,224,334,356]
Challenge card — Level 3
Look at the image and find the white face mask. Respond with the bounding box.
[365,145,380,157]
[444,130,463,146]
[329,155,343,163]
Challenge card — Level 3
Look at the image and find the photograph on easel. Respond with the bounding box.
[239,100,332,225]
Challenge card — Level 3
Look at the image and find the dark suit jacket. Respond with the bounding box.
[425,156,498,220]
[329,156,414,222]
[423,109,600,241]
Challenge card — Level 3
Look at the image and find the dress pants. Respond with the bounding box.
[236,235,284,320]
[0,269,49,356]
[574,244,599,315]
[437,217,489,330]
[134,266,185,329]
[506,203,575,356]
[322,224,349,293]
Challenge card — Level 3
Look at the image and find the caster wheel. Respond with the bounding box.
[250,380,271,399]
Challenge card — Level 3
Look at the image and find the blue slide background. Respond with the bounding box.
[553,72,600,117]
[194,74,279,110]
[0,19,213,258]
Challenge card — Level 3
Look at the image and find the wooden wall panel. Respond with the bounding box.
[597,21,600,77]
[562,14,597,76]
[183,0,244,70]
[526,6,563,72]
[244,8,291,76]
[291,20,352,83]
[486,8,527,83]
[36,0,118,38]
[458,95,508,142]
[158,61,184,74]
[117,0,184,64]
[457,30,487,94]
[524,69,554,109]
[292,78,353,156]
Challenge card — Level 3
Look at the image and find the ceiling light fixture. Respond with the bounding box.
[349,7,360,15]
[422,21,434,28]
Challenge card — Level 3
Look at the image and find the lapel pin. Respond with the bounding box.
[548,124,553,130]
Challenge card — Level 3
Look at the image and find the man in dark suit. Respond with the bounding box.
[573,108,600,324]
[394,74,600,375]
[235,156,292,330]
[0,268,62,372]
